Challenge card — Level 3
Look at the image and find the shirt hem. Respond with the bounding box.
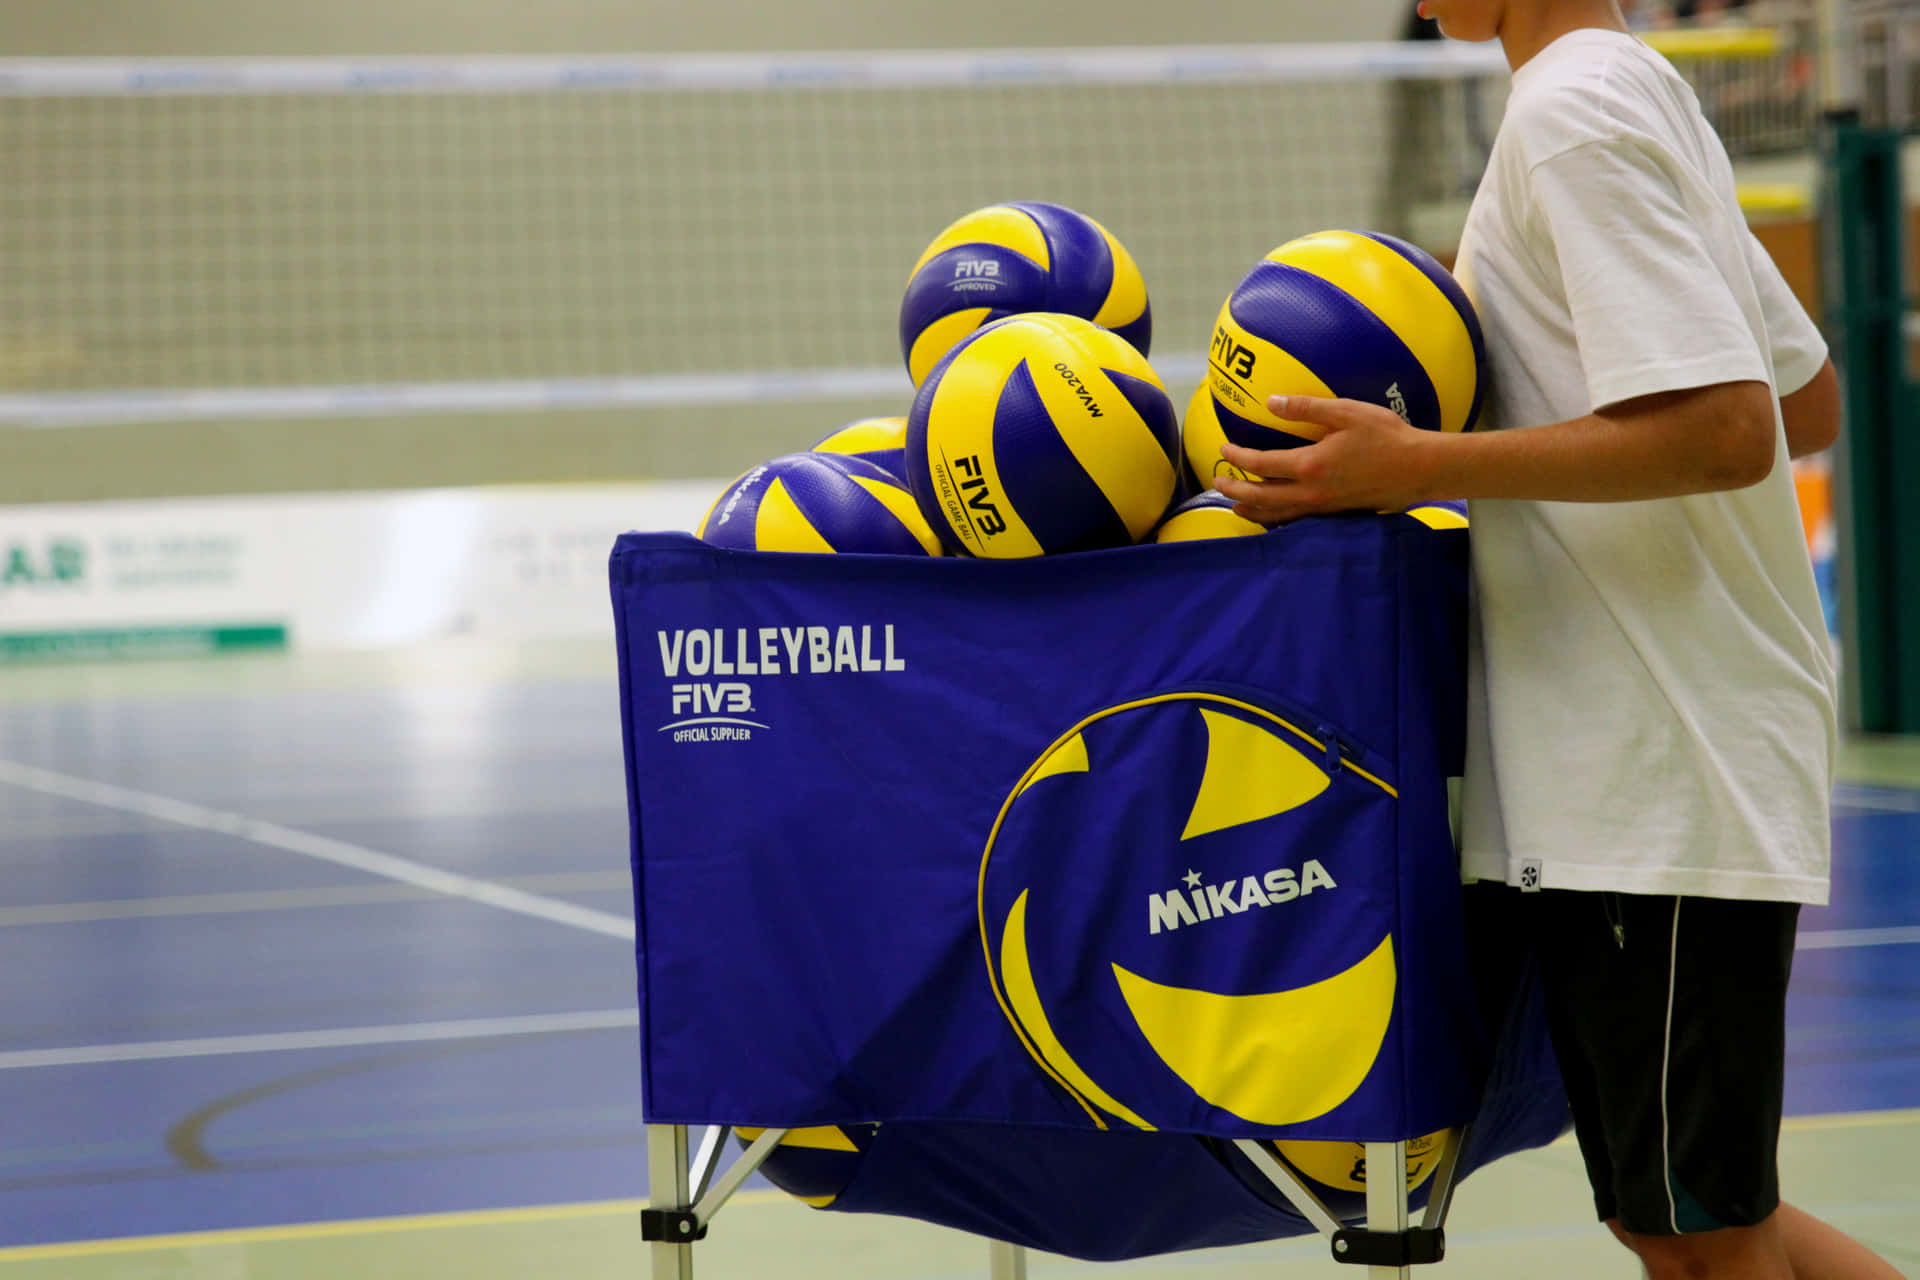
[1459,852,1829,905]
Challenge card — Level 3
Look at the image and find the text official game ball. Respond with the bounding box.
[698,452,943,555]
[906,313,1181,558]
[810,416,909,481]
[1182,382,1254,490]
[1268,1128,1454,1198]
[900,202,1152,387]
[1152,490,1267,543]
[1205,230,1486,450]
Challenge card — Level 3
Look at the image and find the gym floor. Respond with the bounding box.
[0,637,1914,1279]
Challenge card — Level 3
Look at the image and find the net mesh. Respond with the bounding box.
[0,39,1810,406]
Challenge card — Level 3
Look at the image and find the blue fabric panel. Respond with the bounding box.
[611,519,1483,1139]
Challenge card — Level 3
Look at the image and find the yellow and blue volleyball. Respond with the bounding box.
[1269,1128,1453,1201]
[1204,229,1485,450]
[1181,381,1254,491]
[900,202,1152,387]
[698,452,943,555]
[810,416,909,481]
[1400,499,1468,530]
[1152,490,1267,542]
[905,312,1181,558]
[733,1125,877,1209]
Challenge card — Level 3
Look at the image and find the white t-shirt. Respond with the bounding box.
[1452,28,1838,904]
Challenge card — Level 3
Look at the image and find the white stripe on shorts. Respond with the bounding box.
[1660,897,1682,1234]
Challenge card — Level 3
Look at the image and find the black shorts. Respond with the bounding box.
[1518,887,1800,1236]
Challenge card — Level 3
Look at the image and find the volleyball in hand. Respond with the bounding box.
[1203,230,1485,451]
[900,202,1152,387]
[811,416,909,481]
[1181,382,1254,491]
[699,452,943,555]
[905,313,1180,558]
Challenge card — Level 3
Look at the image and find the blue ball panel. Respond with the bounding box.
[701,468,773,549]
[1111,304,1153,358]
[1210,391,1311,454]
[778,454,932,556]
[992,359,1134,554]
[900,245,1050,360]
[1229,262,1443,434]
[1006,201,1114,322]
[1358,232,1488,432]
[1104,367,1181,475]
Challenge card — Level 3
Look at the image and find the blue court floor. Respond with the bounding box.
[0,638,1915,1251]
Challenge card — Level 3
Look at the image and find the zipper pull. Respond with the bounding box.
[1315,727,1344,776]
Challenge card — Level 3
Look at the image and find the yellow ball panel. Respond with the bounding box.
[751,478,837,553]
[1267,231,1479,434]
[1022,321,1177,543]
[1271,1128,1453,1194]
[910,307,995,388]
[1403,503,1469,530]
[1153,505,1265,542]
[1209,303,1334,444]
[850,475,945,556]
[1182,383,1254,486]
[908,205,1050,280]
[814,417,908,456]
[1090,218,1151,333]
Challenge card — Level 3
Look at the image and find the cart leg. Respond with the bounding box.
[988,1240,1028,1280]
[648,1123,695,1280]
[1364,1141,1411,1280]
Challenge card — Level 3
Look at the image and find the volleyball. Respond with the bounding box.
[1153,490,1266,543]
[734,1125,877,1208]
[811,416,909,480]
[698,452,943,555]
[905,312,1181,558]
[1268,1128,1454,1197]
[1181,382,1256,491]
[900,202,1152,387]
[1400,499,1469,530]
[1206,229,1485,450]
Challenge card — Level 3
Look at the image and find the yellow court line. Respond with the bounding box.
[0,1192,792,1262]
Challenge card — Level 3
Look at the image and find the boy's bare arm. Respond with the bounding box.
[1215,381,1777,522]
[1780,359,1840,460]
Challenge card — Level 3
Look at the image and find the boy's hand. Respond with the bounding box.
[1213,394,1440,525]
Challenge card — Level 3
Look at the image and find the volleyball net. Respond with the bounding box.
[0,31,1815,429]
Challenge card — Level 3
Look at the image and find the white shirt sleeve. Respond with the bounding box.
[1524,137,1770,412]
[1742,228,1829,397]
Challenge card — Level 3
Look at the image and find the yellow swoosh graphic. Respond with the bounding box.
[1001,890,1155,1130]
[1182,708,1331,840]
[1111,935,1396,1125]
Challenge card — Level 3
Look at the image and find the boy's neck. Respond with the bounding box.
[1499,1,1631,73]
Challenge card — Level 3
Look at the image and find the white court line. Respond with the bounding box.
[0,760,635,941]
[0,1009,639,1071]
[1833,786,1920,814]
[1796,925,1920,950]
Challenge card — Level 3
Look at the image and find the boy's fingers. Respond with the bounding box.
[1219,441,1301,481]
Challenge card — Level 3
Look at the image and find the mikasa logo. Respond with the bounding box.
[655,625,907,743]
[1146,859,1339,935]
[1385,382,1410,422]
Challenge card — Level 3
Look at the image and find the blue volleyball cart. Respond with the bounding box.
[610,517,1568,1279]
